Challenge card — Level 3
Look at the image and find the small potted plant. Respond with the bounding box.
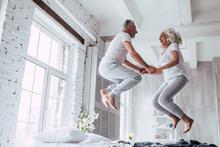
[75,107,99,133]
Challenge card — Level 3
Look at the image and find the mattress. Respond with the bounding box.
[34,142,130,147]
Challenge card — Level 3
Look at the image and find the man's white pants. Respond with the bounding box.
[98,58,142,98]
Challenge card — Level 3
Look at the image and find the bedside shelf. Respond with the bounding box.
[153,110,176,143]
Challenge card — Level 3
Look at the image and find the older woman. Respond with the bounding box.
[149,28,193,133]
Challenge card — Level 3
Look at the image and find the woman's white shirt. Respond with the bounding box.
[158,43,189,82]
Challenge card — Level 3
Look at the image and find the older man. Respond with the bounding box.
[98,19,155,110]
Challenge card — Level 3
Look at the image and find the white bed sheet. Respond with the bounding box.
[34,142,129,147]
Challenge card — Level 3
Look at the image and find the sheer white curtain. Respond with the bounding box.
[120,90,133,141]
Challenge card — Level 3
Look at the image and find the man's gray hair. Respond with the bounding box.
[122,19,135,29]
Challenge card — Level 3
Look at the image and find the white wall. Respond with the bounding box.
[175,62,219,145]
[197,41,220,61]
[0,0,8,37]
[0,1,35,146]
[0,0,98,146]
[131,74,163,142]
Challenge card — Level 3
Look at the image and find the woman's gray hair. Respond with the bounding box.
[122,19,135,29]
[162,28,182,45]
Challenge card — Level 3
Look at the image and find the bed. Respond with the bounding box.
[133,139,218,147]
[34,142,131,147]
[34,127,131,147]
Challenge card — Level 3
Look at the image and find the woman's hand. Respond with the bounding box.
[153,68,163,74]
[139,66,156,74]
[139,66,162,75]
[144,66,156,74]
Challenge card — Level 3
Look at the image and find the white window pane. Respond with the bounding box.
[50,39,59,69]
[60,45,68,73]
[27,25,39,57]
[17,91,31,121]
[49,75,65,99]
[22,61,35,91]
[50,40,68,73]
[56,101,63,126]
[24,123,38,142]
[58,79,65,101]
[30,94,42,123]
[45,75,66,129]
[37,31,51,64]
[33,66,45,93]
[15,122,38,147]
[49,75,58,97]
[46,98,57,125]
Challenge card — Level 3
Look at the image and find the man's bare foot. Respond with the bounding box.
[169,113,180,129]
[106,94,118,111]
[100,89,110,108]
[182,115,194,133]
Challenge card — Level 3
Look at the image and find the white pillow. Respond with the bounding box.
[80,133,111,144]
[34,127,88,143]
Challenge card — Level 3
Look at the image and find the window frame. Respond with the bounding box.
[18,19,74,134]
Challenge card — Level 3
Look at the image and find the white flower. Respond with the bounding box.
[75,108,99,133]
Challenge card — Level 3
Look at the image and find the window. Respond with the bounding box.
[15,22,69,147]
[44,75,65,130]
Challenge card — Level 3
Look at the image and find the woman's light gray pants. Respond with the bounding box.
[98,58,142,98]
[153,75,188,118]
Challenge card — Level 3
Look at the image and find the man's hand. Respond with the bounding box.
[138,68,148,75]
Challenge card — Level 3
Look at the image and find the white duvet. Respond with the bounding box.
[34,142,126,147]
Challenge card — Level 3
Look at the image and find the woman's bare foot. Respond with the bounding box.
[182,115,194,133]
[106,94,118,111]
[169,113,180,129]
[100,89,110,108]
[172,117,180,130]
[183,119,193,133]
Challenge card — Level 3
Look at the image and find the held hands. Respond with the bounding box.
[154,67,162,74]
[139,66,162,75]
[138,68,147,75]
[145,66,156,74]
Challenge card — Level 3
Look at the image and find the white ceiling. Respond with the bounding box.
[79,0,220,68]
[192,0,220,24]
